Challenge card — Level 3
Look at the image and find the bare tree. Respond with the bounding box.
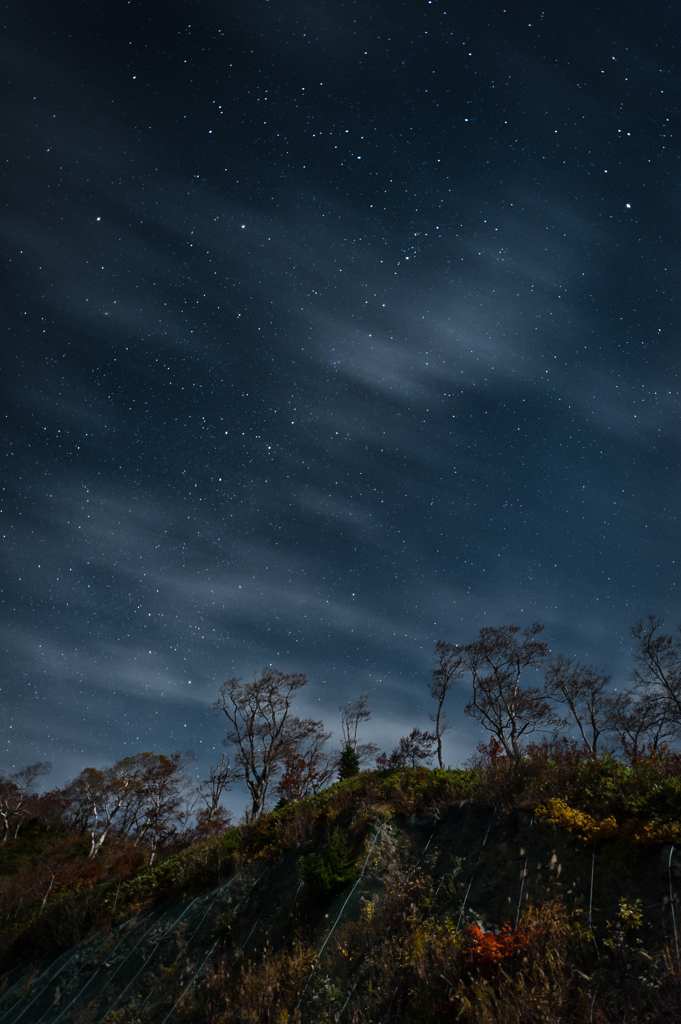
[463,622,555,764]
[198,752,234,823]
[376,728,438,770]
[630,615,681,730]
[214,668,308,820]
[544,654,612,756]
[605,689,673,760]
[339,694,378,767]
[339,694,371,748]
[429,641,465,768]
[0,762,51,843]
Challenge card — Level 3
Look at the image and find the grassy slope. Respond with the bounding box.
[2,756,681,1021]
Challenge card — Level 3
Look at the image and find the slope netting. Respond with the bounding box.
[2,807,681,1022]
[298,808,681,1022]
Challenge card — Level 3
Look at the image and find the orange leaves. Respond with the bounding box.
[466,921,533,976]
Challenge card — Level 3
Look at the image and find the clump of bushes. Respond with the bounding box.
[468,738,681,845]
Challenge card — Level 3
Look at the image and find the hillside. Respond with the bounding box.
[2,753,681,1022]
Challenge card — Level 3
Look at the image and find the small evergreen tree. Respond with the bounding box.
[302,827,357,895]
[337,742,360,780]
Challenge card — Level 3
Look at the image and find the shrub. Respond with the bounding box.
[301,827,358,895]
[466,920,533,977]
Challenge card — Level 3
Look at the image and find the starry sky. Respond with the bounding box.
[2,0,680,786]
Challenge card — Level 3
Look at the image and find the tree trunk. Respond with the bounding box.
[39,873,56,915]
[89,830,109,858]
[435,701,444,769]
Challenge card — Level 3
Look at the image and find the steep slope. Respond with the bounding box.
[1,766,681,1022]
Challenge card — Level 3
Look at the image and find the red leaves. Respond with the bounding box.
[466,921,533,976]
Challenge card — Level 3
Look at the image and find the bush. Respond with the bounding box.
[301,827,358,895]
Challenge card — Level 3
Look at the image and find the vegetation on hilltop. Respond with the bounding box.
[2,755,681,1021]
[3,614,681,1019]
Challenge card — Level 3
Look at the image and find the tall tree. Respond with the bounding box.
[214,668,308,820]
[630,615,681,730]
[123,751,196,864]
[463,623,555,764]
[339,694,371,749]
[339,694,378,767]
[429,641,465,768]
[544,654,611,756]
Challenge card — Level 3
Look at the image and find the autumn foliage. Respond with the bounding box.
[466,921,533,977]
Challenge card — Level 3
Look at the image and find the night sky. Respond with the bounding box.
[2,0,680,789]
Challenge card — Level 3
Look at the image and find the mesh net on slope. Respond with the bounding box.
[2,807,681,1023]
[298,808,681,1022]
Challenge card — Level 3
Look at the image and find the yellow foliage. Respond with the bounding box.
[360,894,379,921]
[623,819,681,844]
[617,897,643,930]
[535,798,618,843]
[535,798,681,845]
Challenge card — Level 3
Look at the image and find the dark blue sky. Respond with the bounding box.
[2,0,679,787]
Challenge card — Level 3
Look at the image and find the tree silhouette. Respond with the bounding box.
[462,623,555,764]
[337,743,361,780]
[605,689,673,760]
[376,728,437,770]
[544,654,611,756]
[429,641,464,768]
[198,752,234,823]
[274,720,334,802]
[630,615,681,732]
[215,668,315,820]
[61,751,194,861]
[339,694,378,767]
